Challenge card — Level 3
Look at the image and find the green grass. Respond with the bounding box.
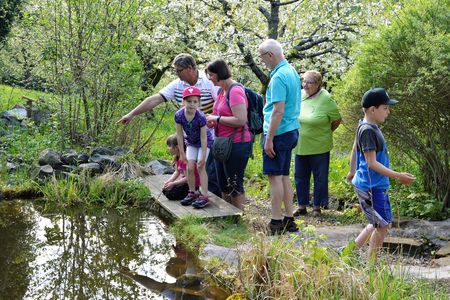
[38,172,151,209]
[0,84,52,111]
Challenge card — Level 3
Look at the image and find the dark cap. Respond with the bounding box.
[362,88,398,108]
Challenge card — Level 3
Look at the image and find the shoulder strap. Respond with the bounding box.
[225,82,243,109]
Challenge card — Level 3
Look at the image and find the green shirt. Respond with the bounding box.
[295,89,341,155]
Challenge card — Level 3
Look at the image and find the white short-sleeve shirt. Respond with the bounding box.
[159,71,218,114]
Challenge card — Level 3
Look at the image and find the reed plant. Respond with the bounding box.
[38,172,150,208]
[234,223,449,299]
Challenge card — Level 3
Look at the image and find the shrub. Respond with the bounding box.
[334,0,450,210]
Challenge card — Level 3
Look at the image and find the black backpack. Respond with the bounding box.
[221,83,264,138]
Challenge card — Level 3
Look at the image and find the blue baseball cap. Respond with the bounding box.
[362,88,398,108]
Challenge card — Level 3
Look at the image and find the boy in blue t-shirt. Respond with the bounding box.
[346,88,416,259]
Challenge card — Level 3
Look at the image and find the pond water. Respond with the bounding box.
[0,200,229,299]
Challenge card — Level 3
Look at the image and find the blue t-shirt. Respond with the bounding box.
[263,59,301,135]
[352,121,390,191]
[174,108,213,148]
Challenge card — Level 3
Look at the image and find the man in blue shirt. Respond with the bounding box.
[258,39,301,235]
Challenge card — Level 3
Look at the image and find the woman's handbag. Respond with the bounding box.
[211,118,238,162]
[211,136,233,162]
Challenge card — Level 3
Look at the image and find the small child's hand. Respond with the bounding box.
[346,171,355,183]
[197,159,205,169]
[398,172,416,186]
[180,153,187,164]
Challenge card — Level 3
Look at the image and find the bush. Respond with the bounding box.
[334,0,450,209]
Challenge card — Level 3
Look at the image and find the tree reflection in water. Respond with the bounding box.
[0,201,229,299]
[0,200,37,299]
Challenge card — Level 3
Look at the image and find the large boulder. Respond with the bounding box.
[61,150,78,165]
[146,160,174,175]
[78,162,102,175]
[38,149,62,167]
[89,154,120,171]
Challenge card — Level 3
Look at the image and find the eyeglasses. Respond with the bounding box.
[174,67,185,75]
[258,51,270,58]
[303,80,317,85]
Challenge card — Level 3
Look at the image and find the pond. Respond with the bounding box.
[0,200,229,299]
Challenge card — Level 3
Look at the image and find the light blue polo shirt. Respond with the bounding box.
[263,59,301,135]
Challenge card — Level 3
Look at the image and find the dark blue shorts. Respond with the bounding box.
[215,142,252,196]
[355,187,391,227]
[262,129,298,176]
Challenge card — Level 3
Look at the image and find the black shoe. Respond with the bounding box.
[269,222,285,235]
[293,207,307,217]
[283,218,299,232]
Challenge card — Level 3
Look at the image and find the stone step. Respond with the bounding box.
[435,242,450,258]
[383,236,425,255]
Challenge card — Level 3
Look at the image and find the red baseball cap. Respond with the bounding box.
[182,86,201,99]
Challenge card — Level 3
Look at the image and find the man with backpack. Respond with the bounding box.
[258,39,301,235]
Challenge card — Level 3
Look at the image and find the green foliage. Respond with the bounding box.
[210,218,250,248]
[39,174,150,209]
[169,215,209,253]
[237,227,449,299]
[0,0,23,44]
[334,0,450,208]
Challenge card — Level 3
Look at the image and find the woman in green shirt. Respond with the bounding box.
[294,70,342,217]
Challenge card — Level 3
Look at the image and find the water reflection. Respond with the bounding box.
[0,200,228,299]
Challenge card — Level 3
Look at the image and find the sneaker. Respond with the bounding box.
[293,207,307,217]
[181,192,197,206]
[192,195,209,209]
[283,218,299,232]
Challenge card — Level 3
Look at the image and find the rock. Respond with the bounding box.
[38,149,62,167]
[57,165,78,173]
[201,244,239,269]
[393,264,450,280]
[78,163,102,175]
[2,106,27,120]
[146,160,174,175]
[77,152,89,164]
[61,150,78,165]
[91,147,115,156]
[89,154,120,171]
[383,237,425,255]
[436,242,450,258]
[6,162,16,172]
[35,164,54,178]
[112,146,130,156]
[431,256,450,267]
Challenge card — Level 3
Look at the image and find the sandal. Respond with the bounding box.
[313,207,321,217]
[294,207,307,217]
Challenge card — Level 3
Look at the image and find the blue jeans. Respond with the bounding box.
[206,153,221,197]
[294,152,330,207]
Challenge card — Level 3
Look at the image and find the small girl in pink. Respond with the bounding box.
[163,134,200,201]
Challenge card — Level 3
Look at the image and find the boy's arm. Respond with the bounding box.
[346,141,357,182]
[364,151,416,185]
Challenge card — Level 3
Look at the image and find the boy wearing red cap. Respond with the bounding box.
[346,88,416,259]
[175,86,213,208]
